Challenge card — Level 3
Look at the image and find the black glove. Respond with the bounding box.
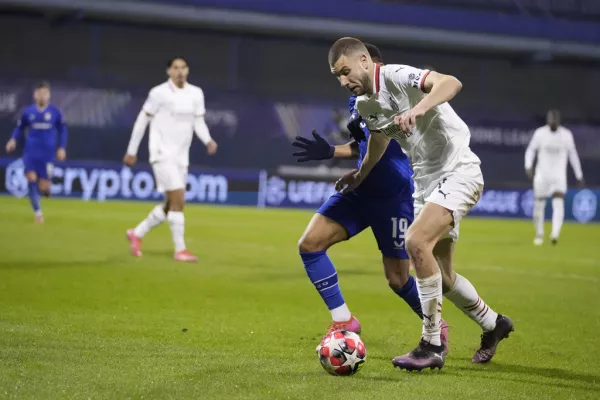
[347,111,367,143]
[292,130,335,162]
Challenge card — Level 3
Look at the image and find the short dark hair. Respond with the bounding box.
[167,56,188,68]
[364,43,383,63]
[34,81,50,90]
[328,37,367,65]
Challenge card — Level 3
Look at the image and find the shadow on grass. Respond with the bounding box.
[444,359,600,392]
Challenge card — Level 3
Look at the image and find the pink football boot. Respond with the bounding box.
[174,250,198,263]
[126,229,142,257]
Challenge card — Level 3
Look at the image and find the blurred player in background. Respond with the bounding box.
[525,109,584,246]
[124,57,218,262]
[5,81,67,223]
[330,37,513,371]
[293,44,448,351]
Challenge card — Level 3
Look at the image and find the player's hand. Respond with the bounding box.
[206,140,218,155]
[525,168,534,181]
[394,106,426,133]
[5,139,16,153]
[123,154,137,167]
[577,178,585,189]
[56,148,66,161]
[335,169,364,194]
[292,130,335,162]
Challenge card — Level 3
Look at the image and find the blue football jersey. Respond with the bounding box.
[348,95,413,199]
[11,104,67,160]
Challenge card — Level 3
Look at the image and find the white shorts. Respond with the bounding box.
[533,176,567,198]
[413,165,484,242]
[151,161,188,193]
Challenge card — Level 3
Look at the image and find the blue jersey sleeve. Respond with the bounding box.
[347,95,357,116]
[55,109,68,149]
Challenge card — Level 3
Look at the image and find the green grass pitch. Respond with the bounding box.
[0,197,599,399]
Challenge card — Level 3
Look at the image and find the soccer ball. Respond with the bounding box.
[316,330,366,376]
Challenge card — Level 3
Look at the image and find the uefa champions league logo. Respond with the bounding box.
[265,176,286,205]
[520,190,535,217]
[5,158,28,198]
[572,189,597,223]
[5,158,28,197]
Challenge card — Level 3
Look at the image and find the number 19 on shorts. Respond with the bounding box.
[391,217,408,249]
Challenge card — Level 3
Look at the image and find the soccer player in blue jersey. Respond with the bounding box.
[5,81,67,223]
[293,44,448,349]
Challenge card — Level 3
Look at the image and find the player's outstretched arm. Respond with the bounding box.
[124,110,152,166]
[524,129,540,180]
[337,131,390,193]
[6,112,27,153]
[566,130,584,187]
[56,111,68,161]
[194,116,217,155]
[193,89,217,155]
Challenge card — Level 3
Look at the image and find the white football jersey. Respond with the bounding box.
[143,80,206,166]
[355,64,480,193]
[525,125,583,181]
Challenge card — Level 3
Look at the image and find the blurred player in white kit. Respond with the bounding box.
[525,110,584,246]
[123,57,218,262]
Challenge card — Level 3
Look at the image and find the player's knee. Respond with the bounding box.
[387,269,409,290]
[405,230,433,265]
[298,233,327,253]
[25,172,37,182]
[383,257,410,289]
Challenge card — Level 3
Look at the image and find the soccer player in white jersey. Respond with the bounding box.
[525,109,584,246]
[329,37,513,371]
[123,57,218,262]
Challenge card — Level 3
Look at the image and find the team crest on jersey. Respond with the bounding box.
[44,112,51,121]
[410,72,422,89]
[29,114,35,121]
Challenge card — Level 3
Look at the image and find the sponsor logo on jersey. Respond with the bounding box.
[409,72,422,88]
[31,122,53,130]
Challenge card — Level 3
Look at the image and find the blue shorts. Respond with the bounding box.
[317,192,414,259]
[23,155,53,180]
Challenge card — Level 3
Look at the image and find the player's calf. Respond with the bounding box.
[165,189,192,258]
[299,214,356,327]
[384,257,423,319]
[25,172,42,220]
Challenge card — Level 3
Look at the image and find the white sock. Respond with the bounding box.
[331,303,352,322]
[551,197,564,240]
[134,205,166,238]
[417,273,443,346]
[533,199,546,238]
[444,274,498,332]
[167,211,186,252]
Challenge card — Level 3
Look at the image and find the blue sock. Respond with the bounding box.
[301,251,345,310]
[393,275,423,319]
[28,182,41,214]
